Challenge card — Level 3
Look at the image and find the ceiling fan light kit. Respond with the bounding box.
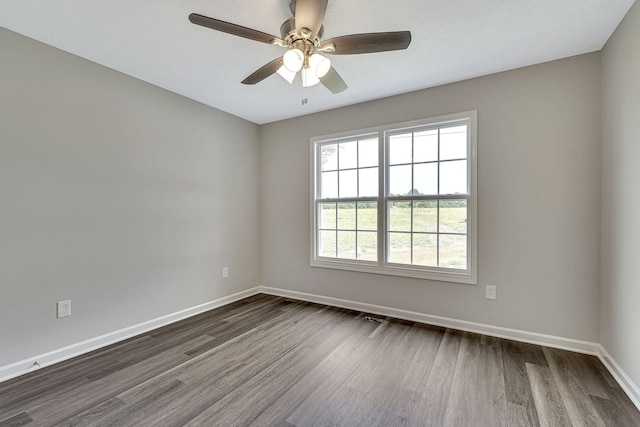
[283,49,304,72]
[189,0,412,94]
[276,65,297,84]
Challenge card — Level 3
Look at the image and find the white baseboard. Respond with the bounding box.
[260,286,600,354]
[0,287,261,384]
[597,345,640,411]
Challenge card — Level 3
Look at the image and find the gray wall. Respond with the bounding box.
[260,53,602,342]
[601,0,640,389]
[0,28,261,366]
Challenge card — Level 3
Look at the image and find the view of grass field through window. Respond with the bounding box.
[318,201,467,268]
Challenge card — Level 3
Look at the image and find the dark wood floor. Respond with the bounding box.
[1,294,639,427]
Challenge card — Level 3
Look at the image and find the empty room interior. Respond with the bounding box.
[1,0,639,425]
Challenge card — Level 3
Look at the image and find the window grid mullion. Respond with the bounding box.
[410,131,415,265]
[334,201,338,258]
[336,143,340,258]
[437,129,441,267]
[355,140,359,260]
[380,130,387,266]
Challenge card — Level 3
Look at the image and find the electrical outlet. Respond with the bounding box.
[57,300,71,318]
[222,267,229,278]
[485,285,497,300]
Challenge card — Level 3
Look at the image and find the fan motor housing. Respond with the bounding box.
[280,17,324,41]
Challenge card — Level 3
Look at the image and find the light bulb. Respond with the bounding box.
[282,49,304,72]
[276,65,296,84]
[302,67,320,87]
[309,53,331,78]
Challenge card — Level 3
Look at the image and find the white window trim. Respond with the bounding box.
[310,111,477,285]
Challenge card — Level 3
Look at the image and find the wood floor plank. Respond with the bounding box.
[1,294,638,426]
[24,346,190,425]
[82,380,185,427]
[180,307,364,426]
[52,397,126,427]
[591,394,640,427]
[0,335,157,418]
[443,332,508,427]
[344,320,430,426]
[501,339,542,426]
[284,319,407,426]
[0,412,32,427]
[591,358,622,389]
[247,316,380,426]
[564,352,612,399]
[527,362,572,427]
[610,387,640,425]
[411,328,463,427]
[376,324,447,427]
[543,347,607,427]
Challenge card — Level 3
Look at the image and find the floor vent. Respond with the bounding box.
[363,316,388,324]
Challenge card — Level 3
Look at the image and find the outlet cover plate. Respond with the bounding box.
[485,285,497,300]
[57,300,71,318]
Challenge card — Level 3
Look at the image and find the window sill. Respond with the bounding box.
[310,258,477,285]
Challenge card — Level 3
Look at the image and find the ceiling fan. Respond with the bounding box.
[189,0,411,94]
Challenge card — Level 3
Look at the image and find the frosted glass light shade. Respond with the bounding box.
[302,67,320,87]
[309,53,331,78]
[276,65,296,84]
[283,49,304,72]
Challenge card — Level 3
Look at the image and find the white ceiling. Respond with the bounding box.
[0,0,635,124]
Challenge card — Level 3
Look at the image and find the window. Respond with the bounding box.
[311,111,477,284]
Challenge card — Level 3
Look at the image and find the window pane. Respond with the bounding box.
[389,164,412,196]
[413,163,438,196]
[320,144,338,171]
[357,202,377,231]
[388,201,411,232]
[337,202,356,230]
[439,234,467,269]
[358,138,378,168]
[413,233,437,267]
[339,169,357,198]
[440,160,467,195]
[357,231,377,261]
[413,201,437,233]
[358,167,378,197]
[319,203,337,229]
[337,231,356,259]
[414,129,438,163]
[319,230,336,257]
[389,133,412,165]
[440,125,467,161]
[320,171,338,198]
[440,200,467,233]
[339,141,358,170]
[388,232,411,264]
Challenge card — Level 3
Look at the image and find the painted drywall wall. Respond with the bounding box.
[260,53,602,342]
[0,28,260,366]
[601,0,640,389]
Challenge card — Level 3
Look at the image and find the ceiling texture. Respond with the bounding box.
[0,0,635,124]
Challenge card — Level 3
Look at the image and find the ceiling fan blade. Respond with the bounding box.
[322,31,411,55]
[241,57,284,85]
[295,0,328,39]
[189,13,283,45]
[320,67,348,94]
